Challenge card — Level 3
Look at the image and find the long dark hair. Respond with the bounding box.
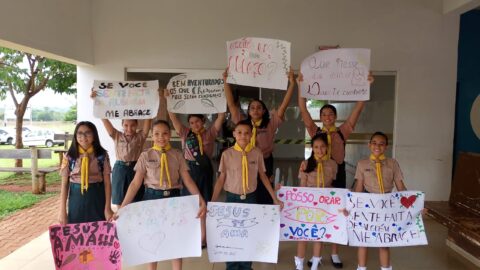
[304,133,329,173]
[247,99,270,128]
[67,121,107,159]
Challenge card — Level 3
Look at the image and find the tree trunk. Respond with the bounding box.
[14,99,29,168]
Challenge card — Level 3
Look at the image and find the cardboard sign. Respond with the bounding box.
[278,187,348,244]
[166,71,226,114]
[49,221,121,270]
[207,202,280,263]
[116,195,201,266]
[227,37,291,90]
[346,191,428,247]
[93,80,159,119]
[300,48,370,101]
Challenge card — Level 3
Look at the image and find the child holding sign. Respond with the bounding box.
[91,90,152,207]
[211,119,283,270]
[353,132,407,270]
[297,72,373,268]
[166,94,225,246]
[294,133,338,270]
[223,68,295,205]
[116,120,207,270]
[58,121,113,224]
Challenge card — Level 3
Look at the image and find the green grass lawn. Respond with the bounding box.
[0,190,56,220]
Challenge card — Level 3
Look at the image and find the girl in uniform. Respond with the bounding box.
[91,90,152,207]
[212,119,283,270]
[166,95,225,247]
[353,132,407,270]
[58,121,113,224]
[117,120,207,270]
[223,68,295,204]
[294,133,338,270]
[296,72,373,268]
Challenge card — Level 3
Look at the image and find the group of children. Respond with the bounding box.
[58,68,406,270]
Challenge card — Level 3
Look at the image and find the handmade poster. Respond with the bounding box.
[48,221,121,270]
[278,187,348,245]
[166,71,226,114]
[227,37,291,90]
[93,80,159,119]
[207,202,280,263]
[300,48,371,101]
[346,191,428,247]
[116,195,201,266]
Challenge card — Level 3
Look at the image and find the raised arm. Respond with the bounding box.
[213,112,226,132]
[275,67,295,120]
[345,72,375,129]
[297,73,317,133]
[141,119,152,138]
[223,68,241,123]
[164,89,185,134]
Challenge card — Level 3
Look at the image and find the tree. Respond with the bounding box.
[0,47,76,166]
[64,105,77,122]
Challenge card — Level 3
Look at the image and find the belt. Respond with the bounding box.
[145,187,180,197]
[116,160,136,166]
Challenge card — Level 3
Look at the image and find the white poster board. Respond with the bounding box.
[207,202,280,263]
[226,37,291,90]
[278,187,348,245]
[93,80,159,119]
[300,48,370,101]
[346,191,428,247]
[166,72,226,114]
[116,195,201,266]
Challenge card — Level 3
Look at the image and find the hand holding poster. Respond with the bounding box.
[300,48,371,101]
[227,37,291,90]
[116,195,201,266]
[166,71,226,114]
[207,202,280,263]
[346,191,428,247]
[48,221,121,270]
[93,80,159,119]
[278,187,348,245]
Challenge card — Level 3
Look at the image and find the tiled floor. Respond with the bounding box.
[0,217,477,270]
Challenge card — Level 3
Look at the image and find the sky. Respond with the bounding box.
[0,88,76,111]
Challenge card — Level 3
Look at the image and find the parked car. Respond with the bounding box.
[22,129,64,147]
[0,128,15,145]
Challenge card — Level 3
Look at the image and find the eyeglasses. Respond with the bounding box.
[77,131,93,138]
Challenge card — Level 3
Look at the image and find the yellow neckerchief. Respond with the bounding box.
[152,144,172,189]
[370,154,386,194]
[78,146,94,195]
[322,126,337,159]
[250,119,262,147]
[192,127,205,156]
[314,154,329,188]
[233,142,254,196]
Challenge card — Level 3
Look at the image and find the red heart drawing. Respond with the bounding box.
[333,226,339,230]
[325,234,331,239]
[400,195,416,208]
[278,193,284,198]
[293,188,298,192]
[313,202,318,206]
